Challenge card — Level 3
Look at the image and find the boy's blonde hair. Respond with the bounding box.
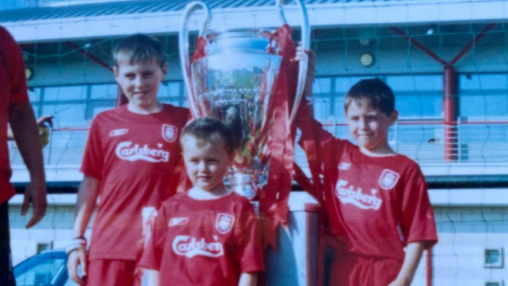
[344,78,395,116]
[112,34,165,68]
[180,117,236,155]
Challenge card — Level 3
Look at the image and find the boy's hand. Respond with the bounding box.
[67,248,87,285]
[294,44,315,97]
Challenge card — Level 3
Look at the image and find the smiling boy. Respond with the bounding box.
[300,78,438,286]
[67,34,189,286]
[140,117,264,286]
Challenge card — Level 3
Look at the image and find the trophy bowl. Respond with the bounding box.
[191,30,282,199]
[180,1,309,200]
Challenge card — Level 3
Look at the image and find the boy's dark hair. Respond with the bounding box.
[344,78,395,116]
[112,34,165,68]
[181,117,236,155]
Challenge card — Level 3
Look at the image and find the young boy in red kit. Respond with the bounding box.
[66,34,189,286]
[300,75,438,285]
[140,117,264,286]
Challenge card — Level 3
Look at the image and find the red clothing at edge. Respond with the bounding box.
[140,192,264,286]
[81,104,189,261]
[0,26,29,204]
[85,259,140,286]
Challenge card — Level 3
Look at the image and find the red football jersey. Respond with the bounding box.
[318,129,438,261]
[0,26,29,204]
[81,104,189,260]
[140,193,264,286]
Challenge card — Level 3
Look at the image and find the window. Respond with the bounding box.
[386,75,443,119]
[460,74,508,119]
[36,242,53,254]
[311,75,443,122]
[485,282,503,286]
[485,248,504,268]
[159,81,185,106]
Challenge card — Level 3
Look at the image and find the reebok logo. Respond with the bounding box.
[172,236,224,258]
[109,128,128,137]
[336,180,382,210]
[169,217,188,227]
[115,142,170,162]
[339,162,351,170]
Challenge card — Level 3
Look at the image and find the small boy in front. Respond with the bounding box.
[301,77,438,286]
[140,117,264,286]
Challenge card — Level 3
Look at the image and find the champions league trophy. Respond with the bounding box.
[179,0,310,201]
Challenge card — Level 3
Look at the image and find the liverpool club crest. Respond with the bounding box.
[216,213,235,234]
[378,169,400,190]
[162,124,177,143]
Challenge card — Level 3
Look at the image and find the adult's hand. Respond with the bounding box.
[22,177,47,228]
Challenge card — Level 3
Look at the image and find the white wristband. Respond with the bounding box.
[66,238,87,255]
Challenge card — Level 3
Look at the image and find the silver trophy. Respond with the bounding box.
[179,0,310,200]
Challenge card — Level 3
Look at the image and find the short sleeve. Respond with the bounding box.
[139,204,169,270]
[1,27,28,104]
[399,166,438,248]
[234,201,264,273]
[80,117,105,180]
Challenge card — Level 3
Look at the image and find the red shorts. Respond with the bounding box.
[329,253,402,286]
[85,259,141,286]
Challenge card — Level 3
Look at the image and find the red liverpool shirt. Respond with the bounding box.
[81,104,189,260]
[0,26,29,204]
[140,193,264,286]
[316,128,438,260]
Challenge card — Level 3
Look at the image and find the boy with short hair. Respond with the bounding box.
[300,77,438,286]
[67,34,189,286]
[140,117,264,286]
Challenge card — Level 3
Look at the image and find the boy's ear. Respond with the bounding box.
[113,66,119,79]
[161,63,168,80]
[388,110,399,125]
[229,150,237,161]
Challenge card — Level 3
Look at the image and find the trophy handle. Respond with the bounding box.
[179,1,212,118]
[276,0,310,124]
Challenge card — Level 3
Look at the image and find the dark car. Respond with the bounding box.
[14,250,78,286]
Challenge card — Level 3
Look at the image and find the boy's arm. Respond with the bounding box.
[238,272,258,286]
[144,269,160,286]
[67,175,100,284]
[8,102,47,228]
[388,241,425,286]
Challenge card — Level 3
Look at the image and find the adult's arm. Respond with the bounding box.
[8,115,54,141]
[8,101,47,228]
[67,175,100,284]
